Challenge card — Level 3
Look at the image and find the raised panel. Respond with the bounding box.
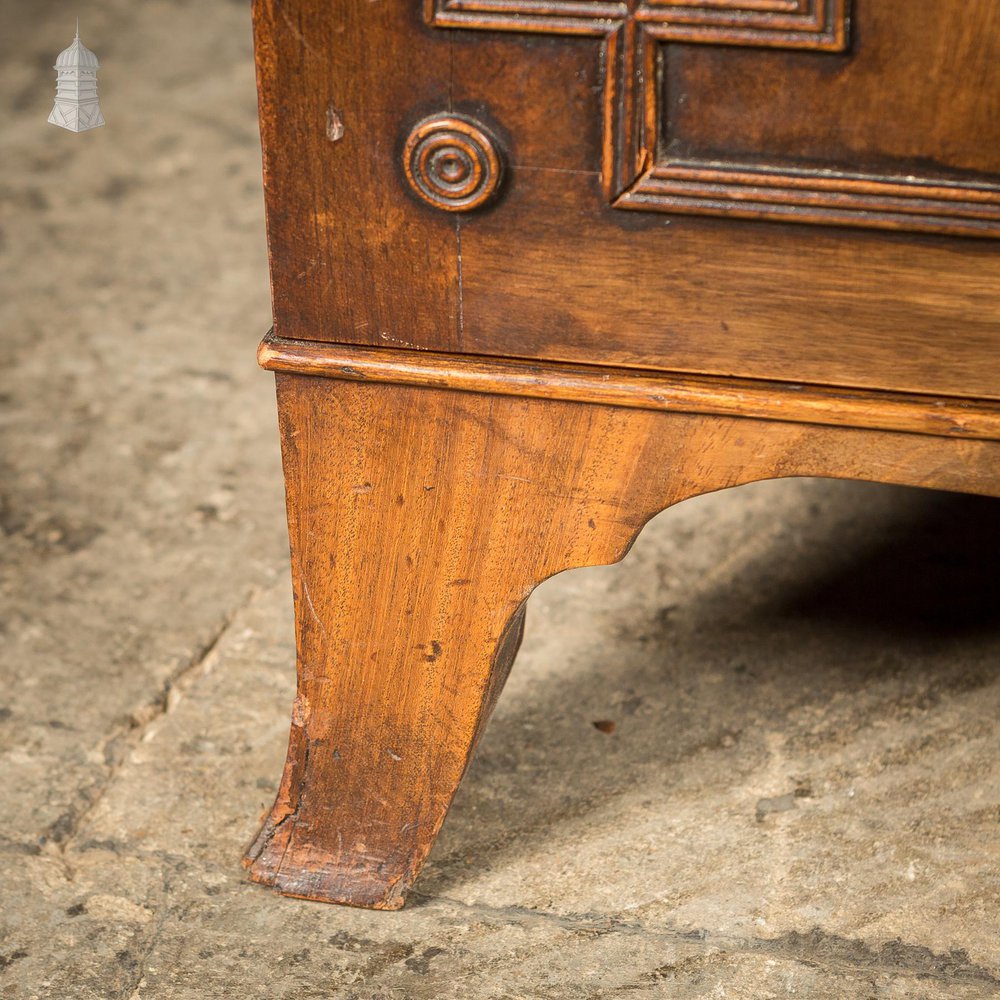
[431,0,1000,236]
[252,0,1000,400]
[664,6,1000,179]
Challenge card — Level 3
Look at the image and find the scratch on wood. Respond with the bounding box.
[302,581,329,639]
[279,6,318,56]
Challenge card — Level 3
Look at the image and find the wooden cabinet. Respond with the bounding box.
[246,0,1000,908]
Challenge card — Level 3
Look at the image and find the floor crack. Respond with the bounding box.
[411,893,1000,987]
[44,587,260,870]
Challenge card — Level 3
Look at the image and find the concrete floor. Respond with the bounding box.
[2,2,999,997]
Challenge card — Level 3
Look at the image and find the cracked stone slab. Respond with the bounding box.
[4,482,995,999]
[2,1,999,997]
[0,0,288,849]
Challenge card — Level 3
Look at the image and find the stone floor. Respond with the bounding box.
[1,2,998,998]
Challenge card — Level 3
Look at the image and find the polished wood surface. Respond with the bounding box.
[245,372,1000,908]
[248,0,1000,908]
[432,0,1000,235]
[251,0,1000,396]
[259,333,1000,442]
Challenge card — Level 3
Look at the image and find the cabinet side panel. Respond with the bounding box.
[253,0,461,349]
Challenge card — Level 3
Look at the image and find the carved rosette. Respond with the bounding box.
[403,114,503,212]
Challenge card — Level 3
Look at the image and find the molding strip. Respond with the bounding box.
[427,0,1000,238]
[258,332,1000,442]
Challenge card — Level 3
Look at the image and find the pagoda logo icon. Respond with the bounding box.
[49,23,105,133]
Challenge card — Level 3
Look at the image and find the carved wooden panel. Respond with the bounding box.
[428,0,1000,236]
[251,0,1000,397]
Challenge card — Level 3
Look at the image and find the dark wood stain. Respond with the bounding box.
[248,0,1000,908]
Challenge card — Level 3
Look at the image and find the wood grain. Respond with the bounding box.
[258,333,1000,442]
[248,2,1000,909]
[251,0,1000,397]
[251,0,461,350]
[431,0,1000,236]
[457,168,1000,399]
[245,373,1000,908]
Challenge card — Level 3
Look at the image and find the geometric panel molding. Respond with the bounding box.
[428,0,1000,236]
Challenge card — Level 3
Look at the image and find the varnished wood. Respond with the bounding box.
[402,114,504,212]
[245,374,1000,908]
[456,170,1000,398]
[251,0,1000,398]
[259,333,1000,442]
[431,0,1000,236]
[251,0,461,351]
[248,0,1000,908]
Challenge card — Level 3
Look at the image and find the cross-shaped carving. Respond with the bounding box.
[430,1,848,198]
[427,0,1000,236]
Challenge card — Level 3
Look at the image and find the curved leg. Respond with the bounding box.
[245,375,662,908]
[246,370,1000,908]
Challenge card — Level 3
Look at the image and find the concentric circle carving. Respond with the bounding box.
[403,115,503,212]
